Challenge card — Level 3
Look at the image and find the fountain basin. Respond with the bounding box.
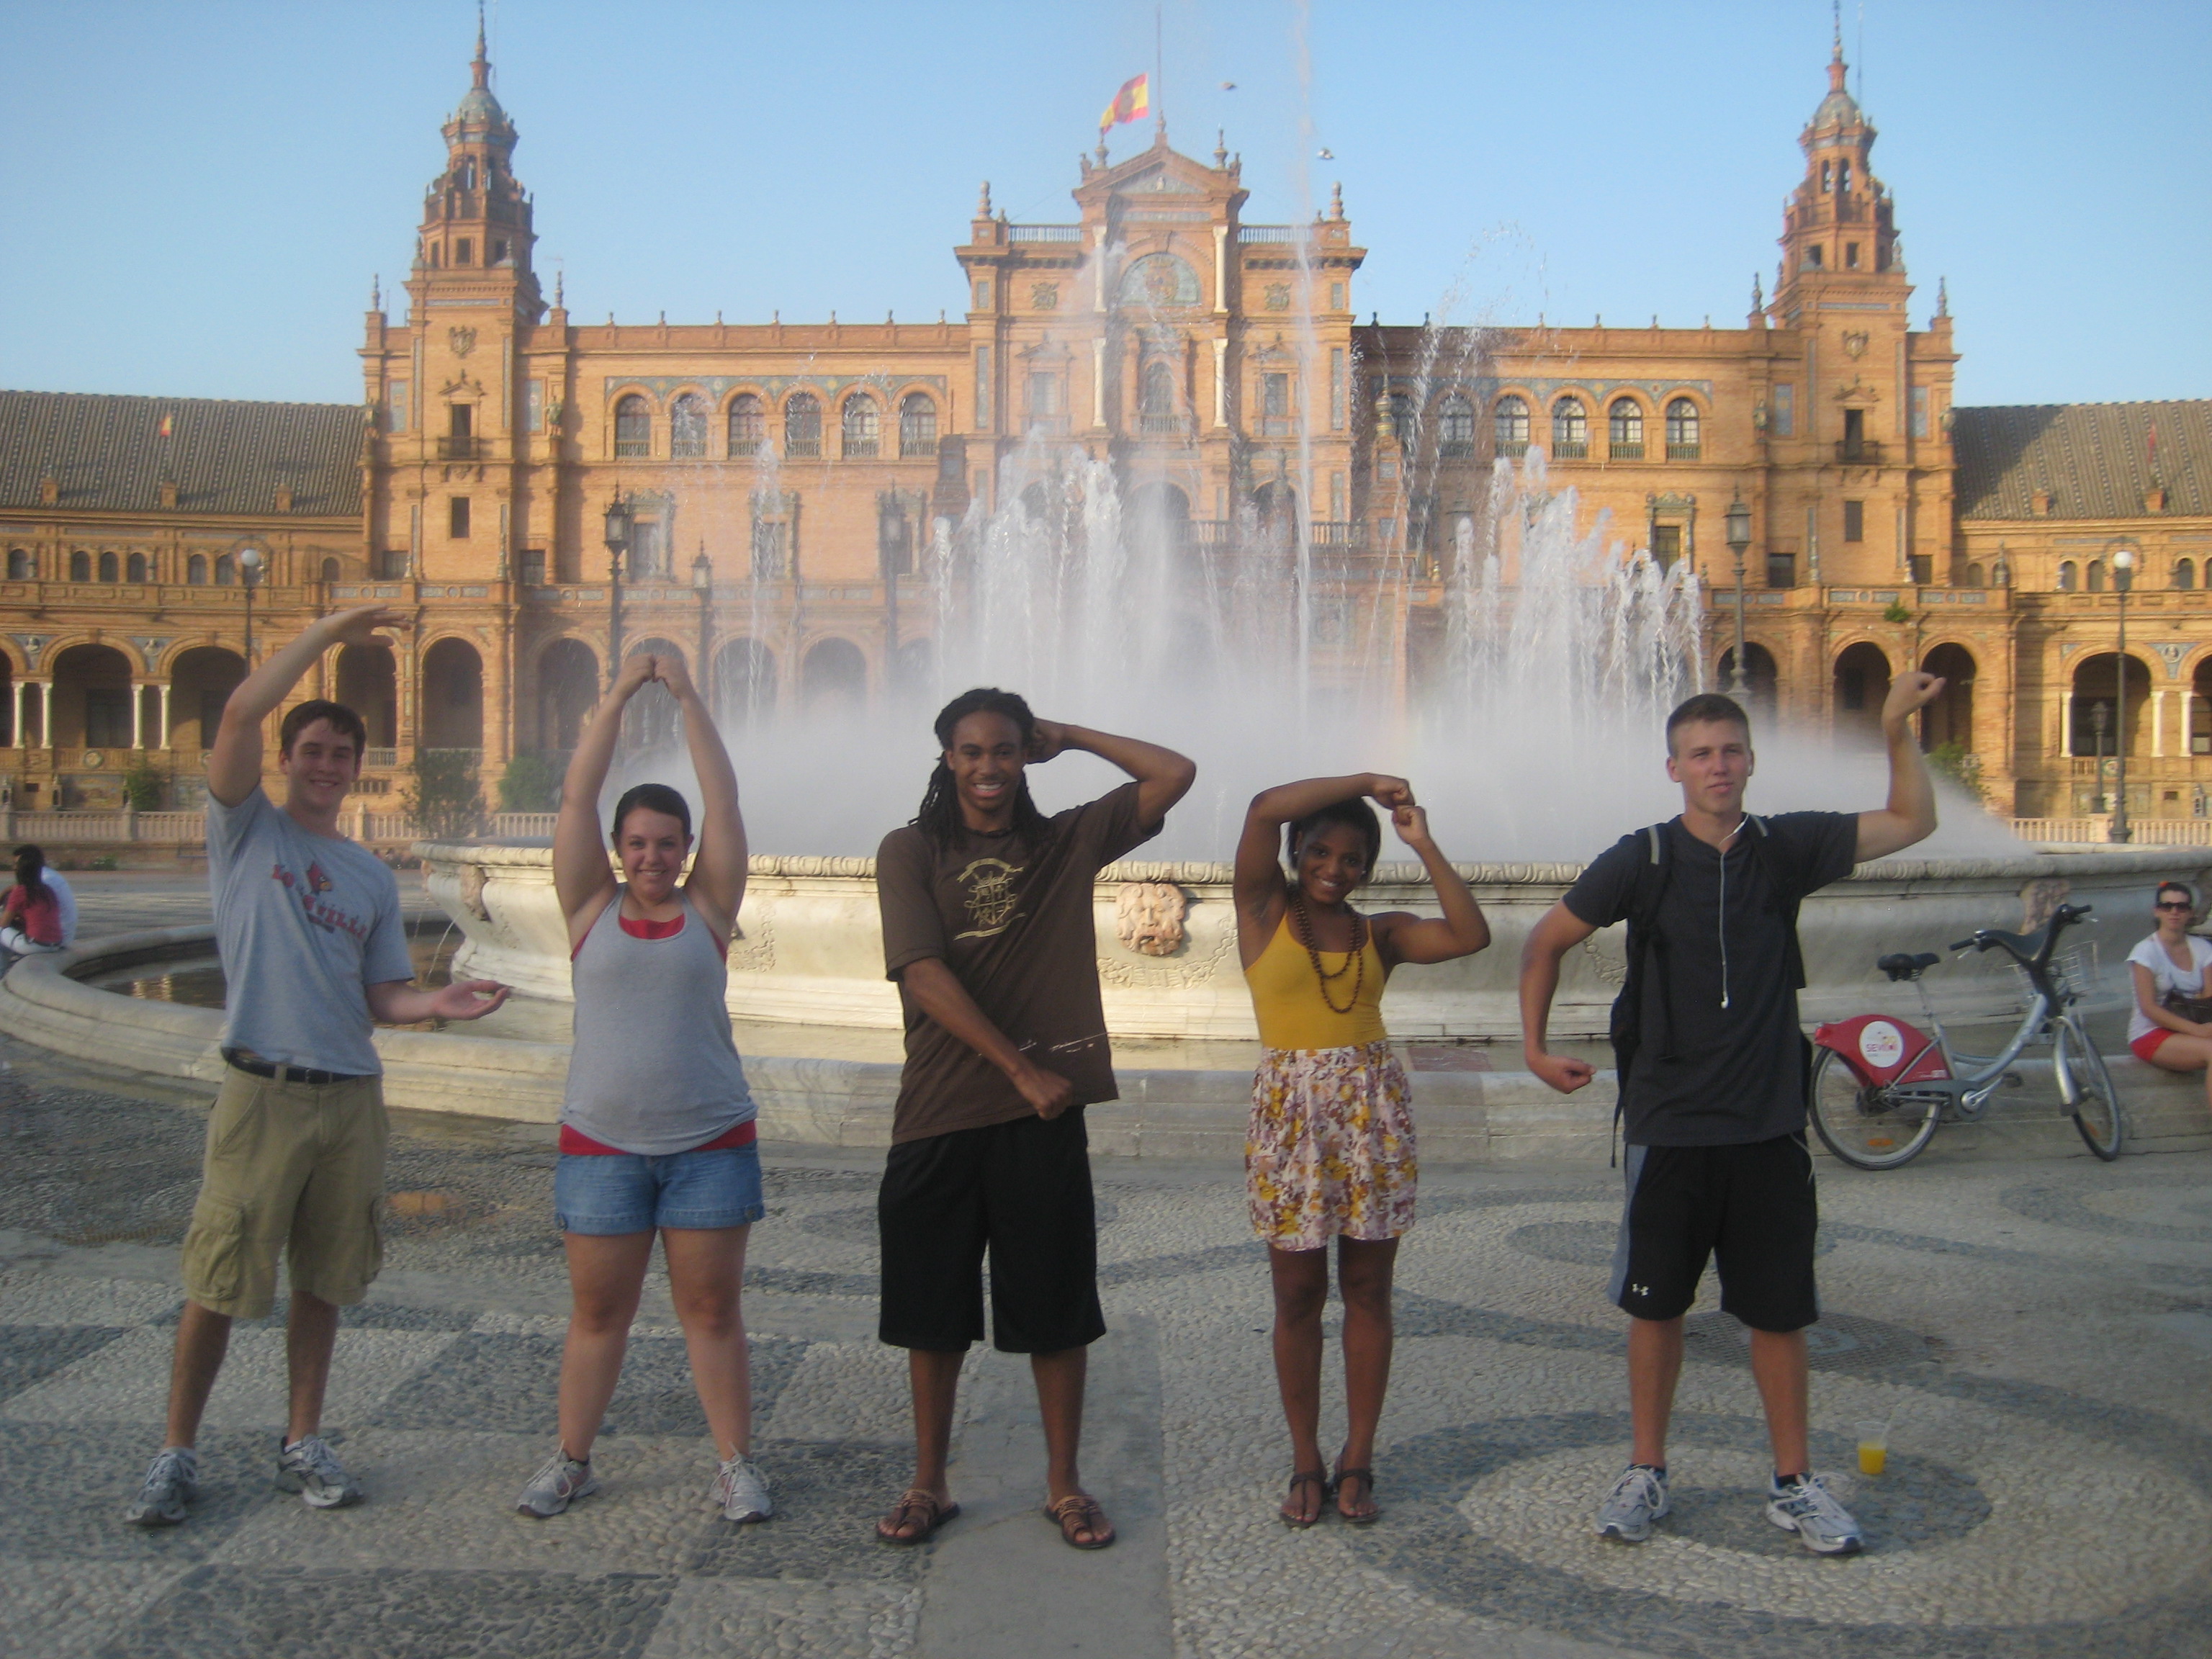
[418,840,2195,1040]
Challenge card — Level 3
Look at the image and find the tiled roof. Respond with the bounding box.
[1954,400,2211,521]
[0,390,363,519]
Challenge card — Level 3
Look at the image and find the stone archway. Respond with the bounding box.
[170,647,250,753]
[420,637,485,752]
[333,642,397,750]
[1920,643,1977,753]
[1832,642,1892,748]
[801,637,867,717]
[537,639,598,753]
[713,638,776,730]
[1715,643,1780,727]
[49,643,133,750]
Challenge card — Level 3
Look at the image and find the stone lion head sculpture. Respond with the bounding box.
[1115,881,1188,958]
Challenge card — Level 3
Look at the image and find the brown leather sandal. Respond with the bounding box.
[876,1487,959,1545]
[1333,1466,1380,1525]
[1044,1491,1117,1550]
[1281,1469,1329,1528]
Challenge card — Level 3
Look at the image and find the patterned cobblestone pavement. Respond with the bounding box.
[1,1038,2208,1658]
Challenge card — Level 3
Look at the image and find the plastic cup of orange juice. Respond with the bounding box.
[1856,1421,1889,1477]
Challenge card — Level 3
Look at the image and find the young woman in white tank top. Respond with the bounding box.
[515,652,771,1524]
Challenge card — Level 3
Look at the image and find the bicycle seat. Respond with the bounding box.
[1877,951,1940,981]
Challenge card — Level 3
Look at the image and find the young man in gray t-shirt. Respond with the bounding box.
[127,606,510,1527]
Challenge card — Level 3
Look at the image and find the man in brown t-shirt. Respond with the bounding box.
[873,687,1194,1552]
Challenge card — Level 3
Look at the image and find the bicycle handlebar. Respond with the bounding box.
[1949,903,2093,958]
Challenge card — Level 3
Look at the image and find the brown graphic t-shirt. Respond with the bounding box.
[876,781,1157,1143]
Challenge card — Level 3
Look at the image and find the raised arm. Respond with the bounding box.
[1855,670,1945,862]
[1372,806,1491,966]
[1028,719,1197,830]
[651,655,747,934]
[207,606,403,807]
[552,653,657,928]
[1519,899,1600,1094]
[1235,773,1412,909]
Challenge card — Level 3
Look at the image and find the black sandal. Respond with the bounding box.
[1333,1465,1380,1525]
[1280,1469,1329,1529]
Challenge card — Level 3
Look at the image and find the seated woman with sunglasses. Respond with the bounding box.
[2126,882,2212,1113]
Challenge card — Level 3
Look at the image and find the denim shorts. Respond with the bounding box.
[554,1143,765,1235]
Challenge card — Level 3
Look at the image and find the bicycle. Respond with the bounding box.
[1807,902,2124,1169]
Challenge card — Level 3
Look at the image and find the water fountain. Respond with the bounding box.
[3,351,2195,1156]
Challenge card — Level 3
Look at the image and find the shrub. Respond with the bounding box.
[120,759,164,811]
[1881,600,1914,624]
[497,751,562,813]
[404,749,487,840]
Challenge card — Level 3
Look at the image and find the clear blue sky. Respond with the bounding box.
[2,0,2203,410]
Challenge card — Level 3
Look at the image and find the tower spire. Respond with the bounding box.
[472,0,490,91]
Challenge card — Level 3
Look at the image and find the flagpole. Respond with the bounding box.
[1156,4,1164,132]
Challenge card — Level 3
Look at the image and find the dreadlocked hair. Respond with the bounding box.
[912,687,1056,848]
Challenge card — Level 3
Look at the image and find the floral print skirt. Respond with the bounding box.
[1245,1040,1417,1251]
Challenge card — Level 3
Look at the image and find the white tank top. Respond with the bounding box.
[562,888,755,1154]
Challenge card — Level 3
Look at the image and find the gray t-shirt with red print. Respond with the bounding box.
[207,788,413,1076]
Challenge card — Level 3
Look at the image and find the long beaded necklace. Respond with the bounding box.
[1288,887,1367,1015]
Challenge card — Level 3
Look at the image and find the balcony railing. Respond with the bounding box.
[1835,439,1885,465]
[1009,224,1082,243]
[1666,441,1702,462]
[436,435,482,460]
[1552,441,1588,460]
[1138,413,1186,436]
[842,439,879,459]
[1609,441,1645,461]
[1439,441,1475,460]
[785,439,821,459]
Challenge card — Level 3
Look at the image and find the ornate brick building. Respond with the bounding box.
[1,29,2204,820]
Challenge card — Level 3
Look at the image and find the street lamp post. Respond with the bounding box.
[2111,543,2137,842]
[691,545,714,710]
[602,491,632,689]
[1724,493,1752,696]
[238,546,264,666]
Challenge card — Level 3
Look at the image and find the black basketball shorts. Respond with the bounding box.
[1606,1132,1820,1333]
[876,1107,1106,1354]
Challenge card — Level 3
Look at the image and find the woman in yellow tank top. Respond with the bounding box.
[1235,774,1491,1527]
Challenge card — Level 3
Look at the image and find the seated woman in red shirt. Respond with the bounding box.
[0,847,67,957]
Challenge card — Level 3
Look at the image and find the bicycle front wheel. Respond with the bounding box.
[1808,1044,1941,1170]
[2059,1016,2125,1161]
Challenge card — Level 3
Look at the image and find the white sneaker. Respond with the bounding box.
[1766,1472,1863,1555]
[516,1449,601,1519]
[275,1434,364,1509]
[125,1446,199,1527]
[1594,1463,1670,1543]
[711,1452,772,1524]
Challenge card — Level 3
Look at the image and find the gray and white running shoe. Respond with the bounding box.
[711,1452,773,1524]
[275,1435,364,1509]
[125,1446,199,1527]
[1594,1464,1671,1544]
[1766,1473,1863,1555]
[516,1451,600,1519]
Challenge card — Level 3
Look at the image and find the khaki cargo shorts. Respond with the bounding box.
[179,1064,388,1318]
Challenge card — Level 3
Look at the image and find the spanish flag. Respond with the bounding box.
[1100,73,1149,132]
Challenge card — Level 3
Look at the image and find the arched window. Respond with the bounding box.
[785,393,822,458]
[727,394,764,457]
[2057,561,2077,592]
[98,551,119,583]
[1438,392,1475,459]
[1965,562,1985,588]
[2175,559,2197,590]
[215,554,235,585]
[613,394,651,458]
[69,549,91,582]
[322,557,341,583]
[1139,361,1178,433]
[1550,397,1588,458]
[1608,397,1644,458]
[1495,395,1530,454]
[1665,397,1701,459]
[127,552,148,583]
[2087,560,2106,593]
[842,394,880,458]
[6,549,31,580]
[670,393,709,458]
[187,554,208,585]
[899,392,938,457]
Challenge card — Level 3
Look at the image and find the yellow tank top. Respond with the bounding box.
[1244,908,1389,1051]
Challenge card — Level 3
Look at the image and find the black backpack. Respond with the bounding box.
[1606,816,1809,1161]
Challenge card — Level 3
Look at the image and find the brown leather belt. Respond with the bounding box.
[222,1048,369,1087]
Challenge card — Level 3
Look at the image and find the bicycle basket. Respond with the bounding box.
[2012,941,2098,1006]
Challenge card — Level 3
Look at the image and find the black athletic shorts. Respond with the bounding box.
[876,1107,1106,1354]
[1606,1131,1820,1333]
